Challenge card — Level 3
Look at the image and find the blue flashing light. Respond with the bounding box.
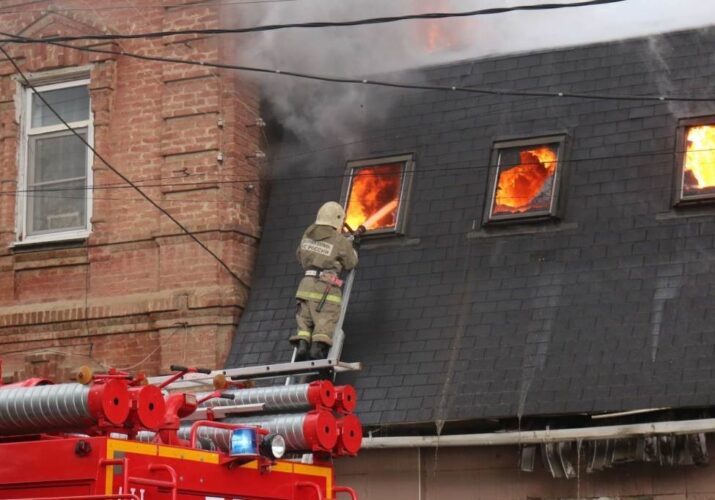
[230,427,258,457]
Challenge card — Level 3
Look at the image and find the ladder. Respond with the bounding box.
[285,269,356,384]
[148,270,360,391]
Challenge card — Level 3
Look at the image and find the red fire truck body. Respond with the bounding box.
[0,435,338,499]
[0,365,360,500]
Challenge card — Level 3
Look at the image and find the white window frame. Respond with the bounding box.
[15,78,93,245]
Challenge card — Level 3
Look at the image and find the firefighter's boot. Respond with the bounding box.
[310,341,329,360]
[295,339,310,362]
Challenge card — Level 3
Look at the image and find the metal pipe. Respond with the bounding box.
[0,381,130,434]
[362,418,715,449]
[198,381,336,412]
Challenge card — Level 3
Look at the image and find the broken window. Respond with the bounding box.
[342,155,414,236]
[675,120,715,204]
[485,135,565,223]
[17,78,93,243]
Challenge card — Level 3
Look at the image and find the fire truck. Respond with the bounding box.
[0,361,362,500]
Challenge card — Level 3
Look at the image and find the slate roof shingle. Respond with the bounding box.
[228,27,715,426]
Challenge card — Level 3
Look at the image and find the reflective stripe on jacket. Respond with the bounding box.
[295,224,358,303]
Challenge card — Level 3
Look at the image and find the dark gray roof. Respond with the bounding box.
[227,27,715,426]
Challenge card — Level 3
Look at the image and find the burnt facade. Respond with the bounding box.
[229,26,715,428]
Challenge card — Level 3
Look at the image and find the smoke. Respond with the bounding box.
[228,0,478,146]
[226,0,715,145]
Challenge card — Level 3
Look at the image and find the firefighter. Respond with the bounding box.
[290,201,358,361]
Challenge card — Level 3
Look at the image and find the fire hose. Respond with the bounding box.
[221,412,339,452]
[0,380,130,434]
[198,381,336,412]
[138,410,338,453]
[223,413,361,455]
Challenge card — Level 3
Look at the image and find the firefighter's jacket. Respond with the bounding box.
[295,224,358,305]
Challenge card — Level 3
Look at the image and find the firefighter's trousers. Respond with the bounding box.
[290,299,341,346]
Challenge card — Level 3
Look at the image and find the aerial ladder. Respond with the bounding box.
[149,223,365,392]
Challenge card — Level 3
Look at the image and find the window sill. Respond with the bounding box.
[655,205,715,221]
[11,231,89,252]
[359,237,421,251]
[467,221,578,239]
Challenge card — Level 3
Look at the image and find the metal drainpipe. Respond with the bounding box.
[361,418,715,449]
[417,447,422,500]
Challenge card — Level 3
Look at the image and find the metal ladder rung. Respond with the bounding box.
[148,359,362,390]
[285,269,356,384]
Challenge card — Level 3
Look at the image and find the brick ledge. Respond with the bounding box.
[0,286,242,327]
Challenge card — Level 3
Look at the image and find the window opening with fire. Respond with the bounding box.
[485,136,565,223]
[677,123,715,203]
[342,155,414,235]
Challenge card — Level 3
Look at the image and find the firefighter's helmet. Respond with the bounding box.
[315,201,345,229]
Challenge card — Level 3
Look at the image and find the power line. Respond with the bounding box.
[1,146,710,197]
[0,0,627,43]
[16,35,715,103]
[0,45,250,290]
[0,0,296,13]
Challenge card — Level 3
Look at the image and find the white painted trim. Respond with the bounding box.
[12,66,92,87]
[30,78,91,93]
[28,120,91,136]
[12,229,90,247]
[361,418,715,448]
[15,78,94,244]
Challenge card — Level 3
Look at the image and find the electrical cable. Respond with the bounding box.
[0,45,250,290]
[1,145,712,197]
[0,0,628,43]
[0,0,296,13]
[0,320,236,348]
[12,35,714,103]
[114,323,187,371]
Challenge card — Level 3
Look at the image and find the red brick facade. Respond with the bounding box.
[0,2,264,381]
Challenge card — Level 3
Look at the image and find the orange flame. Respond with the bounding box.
[683,125,715,194]
[493,146,558,215]
[414,0,467,53]
[345,163,402,230]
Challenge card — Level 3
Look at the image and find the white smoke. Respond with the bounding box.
[226,0,715,145]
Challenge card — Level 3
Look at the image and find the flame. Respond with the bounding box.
[345,163,402,230]
[493,146,558,215]
[683,125,715,194]
[414,0,467,53]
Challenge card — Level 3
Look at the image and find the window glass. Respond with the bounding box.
[28,130,88,184]
[345,162,403,232]
[682,125,715,199]
[31,85,90,127]
[28,178,86,234]
[489,142,560,221]
[22,82,91,239]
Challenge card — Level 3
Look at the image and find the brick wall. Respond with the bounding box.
[0,1,264,381]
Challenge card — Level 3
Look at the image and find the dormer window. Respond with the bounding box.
[485,135,565,224]
[342,154,414,236]
[676,120,715,204]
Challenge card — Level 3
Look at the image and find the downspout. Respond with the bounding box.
[417,447,421,500]
[362,418,715,448]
